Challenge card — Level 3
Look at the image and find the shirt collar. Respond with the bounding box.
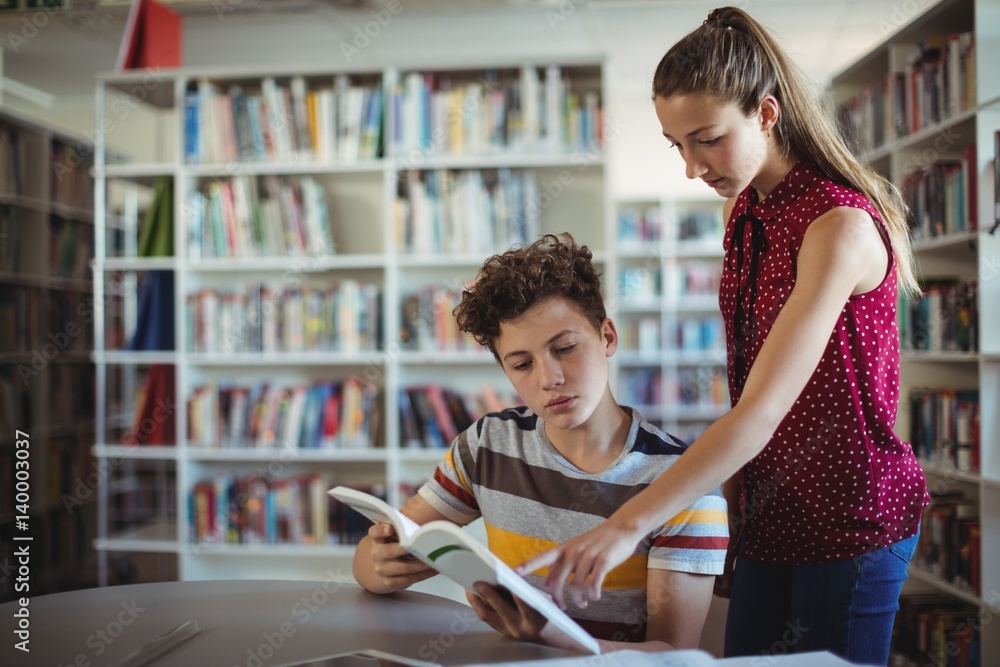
[746,161,819,221]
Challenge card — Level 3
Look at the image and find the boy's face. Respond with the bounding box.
[495,297,617,431]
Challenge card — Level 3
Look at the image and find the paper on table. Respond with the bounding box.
[462,648,718,667]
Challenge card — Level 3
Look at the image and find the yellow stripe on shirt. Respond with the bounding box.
[666,508,728,526]
[445,448,473,495]
[485,522,648,590]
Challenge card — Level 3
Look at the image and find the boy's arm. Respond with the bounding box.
[626,568,714,652]
[352,493,453,594]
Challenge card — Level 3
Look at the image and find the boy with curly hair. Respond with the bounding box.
[353,233,728,653]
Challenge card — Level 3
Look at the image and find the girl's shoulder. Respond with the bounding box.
[802,169,881,221]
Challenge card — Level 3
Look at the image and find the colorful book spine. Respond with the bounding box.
[185,76,383,165]
[186,281,381,354]
[187,377,380,450]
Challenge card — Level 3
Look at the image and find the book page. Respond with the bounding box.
[406,520,502,589]
[410,522,600,655]
[327,486,420,541]
[463,648,717,667]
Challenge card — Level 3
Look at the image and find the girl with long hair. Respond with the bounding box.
[517,7,929,664]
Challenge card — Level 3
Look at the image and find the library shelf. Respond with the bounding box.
[395,351,496,365]
[92,58,612,584]
[190,543,357,558]
[93,351,179,365]
[100,257,178,271]
[184,352,385,367]
[908,566,985,608]
[187,255,386,272]
[900,351,981,363]
[611,195,728,441]
[95,521,181,554]
[0,108,97,602]
[183,160,387,177]
[185,449,390,463]
[92,445,180,460]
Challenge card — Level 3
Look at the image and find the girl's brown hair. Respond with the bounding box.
[652,6,919,298]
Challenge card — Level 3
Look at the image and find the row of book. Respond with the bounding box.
[616,262,724,301]
[673,261,722,298]
[899,279,978,353]
[394,168,541,255]
[617,205,725,249]
[184,281,381,354]
[399,286,480,353]
[399,385,521,449]
[0,367,91,446]
[51,141,94,211]
[0,367,30,435]
[387,66,602,157]
[0,206,16,273]
[0,210,92,280]
[618,316,661,355]
[0,289,39,353]
[914,491,981,595]
[837,32,975,153]
[50,218,94,280]
[902,147,978,242]
[678,209,724,243]
[187,377,379,450]
[183,76,383,165]
[618,266,662,300]
[617,205,662,246]
[329,483,388,545]
[0,127,25,196]
[189,472,334,546]
[186,175,334,259]
[891,595,980,667]
[909,388,980,474]
[676,316,726,353]
[618,367,729,411]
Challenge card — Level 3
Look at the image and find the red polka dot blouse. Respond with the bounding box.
[720,161,930,565]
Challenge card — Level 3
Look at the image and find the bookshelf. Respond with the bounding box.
[92,59,610,584]
[612,196,728,445]
[0,109,97,602]
[831,0,1000,662]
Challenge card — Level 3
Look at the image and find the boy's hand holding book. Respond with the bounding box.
[367,522,437,593]
[467,582,589,654]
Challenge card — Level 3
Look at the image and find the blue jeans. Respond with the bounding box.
[724,533,918,666]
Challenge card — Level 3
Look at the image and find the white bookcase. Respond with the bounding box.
[0,108,97,600]
[831,0,999,661]
[91,59,611,584]
[611,196,728,445]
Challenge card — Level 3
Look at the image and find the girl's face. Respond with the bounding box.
[654,94,770,198]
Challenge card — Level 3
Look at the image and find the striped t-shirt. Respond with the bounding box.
[418,405,728,643]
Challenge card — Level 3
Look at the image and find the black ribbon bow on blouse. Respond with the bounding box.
[726,209,769,392]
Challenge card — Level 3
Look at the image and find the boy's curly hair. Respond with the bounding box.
[454,233,606,361]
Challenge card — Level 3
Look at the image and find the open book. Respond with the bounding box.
[329,486,601,655]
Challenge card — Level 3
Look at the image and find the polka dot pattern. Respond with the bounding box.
[719,162,931,565]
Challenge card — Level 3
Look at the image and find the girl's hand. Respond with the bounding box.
[514,519,644,610]
[367,523,436,592]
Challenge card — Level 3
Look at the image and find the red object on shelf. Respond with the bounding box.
[116,0,183,71]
